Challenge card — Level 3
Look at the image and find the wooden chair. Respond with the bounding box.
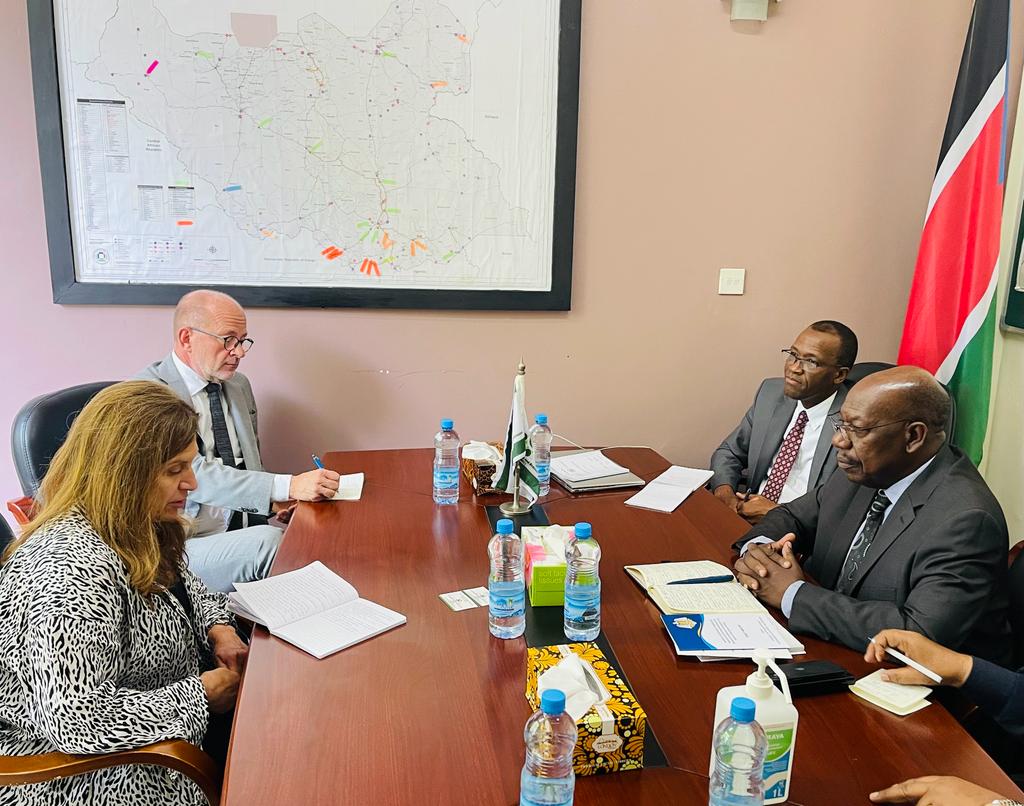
[0,739,221,805]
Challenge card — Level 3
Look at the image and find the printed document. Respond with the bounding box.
[550,451,629,482]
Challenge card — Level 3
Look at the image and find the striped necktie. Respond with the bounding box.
[204,383,237,469]
[836,490,891,594]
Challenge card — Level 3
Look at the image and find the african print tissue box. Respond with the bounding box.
[526,642,647,776]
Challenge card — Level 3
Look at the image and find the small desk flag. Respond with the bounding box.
[493,369,541,506]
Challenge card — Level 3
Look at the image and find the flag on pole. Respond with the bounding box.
[897,0,1009,464]
[493,369,541,506]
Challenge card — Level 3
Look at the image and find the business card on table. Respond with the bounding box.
[439,590,477,611]
[463,587,490,606]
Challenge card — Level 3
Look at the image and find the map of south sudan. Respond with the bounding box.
[87,0,531,284]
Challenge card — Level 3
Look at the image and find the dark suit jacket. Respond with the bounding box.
[710,378,847,495]
[734,444,1011,664]
[963,658,1024,737]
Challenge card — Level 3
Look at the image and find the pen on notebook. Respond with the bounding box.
[666,574,735,585]
[311,453,324,470]
[869,637,942,684]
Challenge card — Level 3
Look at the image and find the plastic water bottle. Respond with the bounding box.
[488,518,526,639]
[432,418,460,505]
[520,688,577,806]
[529,414,553,496]
[563,522,601,641]
[709,697,767,806]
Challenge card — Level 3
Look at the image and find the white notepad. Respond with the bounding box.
[624,466,714,513]
[332,472,365,501]
[850,670,932,716]
[227,561,405,659]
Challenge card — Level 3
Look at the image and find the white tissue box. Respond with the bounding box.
[526,642,647,776]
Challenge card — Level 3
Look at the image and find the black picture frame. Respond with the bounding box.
[27,0,580,310]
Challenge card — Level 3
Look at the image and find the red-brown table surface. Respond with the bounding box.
[222,448,1023,805]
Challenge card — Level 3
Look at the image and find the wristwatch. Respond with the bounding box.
[988,800,1024,805]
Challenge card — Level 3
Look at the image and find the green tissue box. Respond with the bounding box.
[523,525,571,607]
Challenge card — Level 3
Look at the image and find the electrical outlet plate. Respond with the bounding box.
[718,268,746,295]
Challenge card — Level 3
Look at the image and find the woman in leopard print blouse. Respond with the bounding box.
[0,381,247,805]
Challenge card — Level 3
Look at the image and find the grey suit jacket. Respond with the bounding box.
[734,444,1011,664]
[134,355,276,516]
[710,378,847,494]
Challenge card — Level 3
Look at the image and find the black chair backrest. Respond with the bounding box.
[1009,543,1024,667]
[0,516,14,557]
[843,362,957,449]
[11,382,117,496]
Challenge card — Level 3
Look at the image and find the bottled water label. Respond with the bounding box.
[433,467,458,488]
[564,582,600,622]
[489,581,526,619]
[535,461,550,480]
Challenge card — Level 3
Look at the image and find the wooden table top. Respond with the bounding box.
[222,447,1023,805]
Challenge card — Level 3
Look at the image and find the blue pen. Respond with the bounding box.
[666,574,735,585]
[311,453,324,470]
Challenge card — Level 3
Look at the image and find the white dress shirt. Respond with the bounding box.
[766,456,938,617]
[758,392,836,504]
[171,353,291,535]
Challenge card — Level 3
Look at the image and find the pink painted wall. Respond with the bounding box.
[3,2,1021,523]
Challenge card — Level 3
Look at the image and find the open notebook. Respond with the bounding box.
[227,561,405,659]
[624,560,767,615]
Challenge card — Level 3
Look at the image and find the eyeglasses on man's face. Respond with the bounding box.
[781,348,833,372]
[190,327,254,354]
[829,415,909,440]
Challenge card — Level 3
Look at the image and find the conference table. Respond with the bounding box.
[222,448,1023,805]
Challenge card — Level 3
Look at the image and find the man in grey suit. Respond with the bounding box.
[136,289,340,591]
[733,366,1010,664]
[711,321,857,523]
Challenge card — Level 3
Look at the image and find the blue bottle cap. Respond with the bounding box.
[535,413,548,425]
[730,696,756,723]
[574,522,592,539]
[440,418,454,430]
[540,688,566,715]
[496,518,514,535]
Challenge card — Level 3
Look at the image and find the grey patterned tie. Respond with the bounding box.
[836,490,891,594]
[204,383,237,469]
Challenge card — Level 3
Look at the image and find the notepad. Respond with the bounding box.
[549,450,628,482]
[623,466,714,513]
[849,670,932,716]
[227,561,405,659]
[624,560,767,615]
[332,472,365,501]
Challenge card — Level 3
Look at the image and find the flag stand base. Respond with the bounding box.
[499,500,533,516]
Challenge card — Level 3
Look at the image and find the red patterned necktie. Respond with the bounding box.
[761,410,809,502]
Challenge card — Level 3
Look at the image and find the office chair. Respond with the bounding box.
[0,741,221,805]
[11,381,117,497]
[0,516,13,556]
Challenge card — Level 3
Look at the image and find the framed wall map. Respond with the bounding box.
[28,0,580,309]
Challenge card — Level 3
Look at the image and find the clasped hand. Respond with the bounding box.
[732,534,803,610]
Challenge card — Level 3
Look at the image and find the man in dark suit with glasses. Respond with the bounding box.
[710,320,858,523]
[733,365,1010,664]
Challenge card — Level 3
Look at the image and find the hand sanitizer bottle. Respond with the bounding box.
[710,652,799,804]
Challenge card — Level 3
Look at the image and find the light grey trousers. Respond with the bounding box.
[185,524,283,593]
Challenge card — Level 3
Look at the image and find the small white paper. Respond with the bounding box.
[439,591,477,611]
[624,466,714,513]
[332,472,365,501]
[550,451,628,482]
[463,587,490,606]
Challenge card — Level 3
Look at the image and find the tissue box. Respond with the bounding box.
[522,526,569,607]
[526,643,647,777]
[460,442,503,494]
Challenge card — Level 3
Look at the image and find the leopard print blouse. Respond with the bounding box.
[0,510,233,805]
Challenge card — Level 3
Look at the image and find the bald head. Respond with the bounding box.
[173,289,244,334]
[852,366,950,439]
[172,290,248,382]
[833,366,949,488]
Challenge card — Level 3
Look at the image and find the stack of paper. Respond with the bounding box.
[849,670,932,716]
[624,466,714,513]
[661,612,805,660]
[549,451,629,482]
[624,560,766,615]
[227,561,405,659]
